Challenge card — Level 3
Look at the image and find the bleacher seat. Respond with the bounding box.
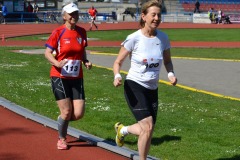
[180,0,240,13]
[180,0,240,4]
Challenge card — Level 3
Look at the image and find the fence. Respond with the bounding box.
[4,12,61,23]
[3,11,240,24]
[4,11,117,24]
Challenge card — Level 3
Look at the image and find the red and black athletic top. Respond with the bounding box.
[45,25,87,79]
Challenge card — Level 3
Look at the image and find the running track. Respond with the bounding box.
[0,22,240,48]
[0,22,239,160]
[0,105,130,160]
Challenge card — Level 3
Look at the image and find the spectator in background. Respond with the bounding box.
[33,2,39,13]
[217,8,222,24]
[122,8,136,19]
[224,14,232,24]
[88,6,98,31]
[194,0,200,13]
[0,2,8,24]
[27,2,33,13]
[208,7,215,23]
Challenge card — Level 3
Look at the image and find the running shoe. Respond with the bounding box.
[57,139,68,150]
[114,122,125,147]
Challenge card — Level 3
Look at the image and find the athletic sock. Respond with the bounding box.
[57,116,69,139]
[120,126,129,136]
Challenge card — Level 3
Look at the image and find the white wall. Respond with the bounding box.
[193,13,211,24]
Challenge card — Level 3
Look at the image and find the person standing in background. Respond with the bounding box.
[88,6,98,31]
[208,7,214,23]
[33,2,39,13]
[113,0,177,159]
[194,0,200,13]
[0,2,8,24]
[44,2,92,150]
[217,8,222,24]
[27,2,33,13]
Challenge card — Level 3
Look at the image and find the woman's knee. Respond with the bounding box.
[72,100,85,120]
[60,108,72,119]
[73,112,85,120]
[139,118,154,134]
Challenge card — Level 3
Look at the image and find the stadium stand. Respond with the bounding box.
[180,0,240,13]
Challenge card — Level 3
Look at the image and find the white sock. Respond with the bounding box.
[120,126,129,136]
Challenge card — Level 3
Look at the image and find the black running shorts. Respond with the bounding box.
[124,80,158,124]
[51,77,85,101]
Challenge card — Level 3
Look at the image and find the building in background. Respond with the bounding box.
[0,0,58,12]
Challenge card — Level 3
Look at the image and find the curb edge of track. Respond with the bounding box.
[0,96,159,160]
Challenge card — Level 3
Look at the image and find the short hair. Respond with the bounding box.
[139,0,162,27]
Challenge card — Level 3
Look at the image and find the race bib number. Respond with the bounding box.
[140,58,161,79]
[146,58,160,70]
[140,58,161,73]
[61,60,81,77]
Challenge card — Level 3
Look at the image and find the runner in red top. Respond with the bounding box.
[44,2,92,150]
[45,25,87,79]
[88,6,98,31]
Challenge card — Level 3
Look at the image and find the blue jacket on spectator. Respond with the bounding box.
[1,4,8,16]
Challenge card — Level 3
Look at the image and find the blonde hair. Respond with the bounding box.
[139,0,162,27]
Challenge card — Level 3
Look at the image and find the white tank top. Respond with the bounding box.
[122,29,170,90]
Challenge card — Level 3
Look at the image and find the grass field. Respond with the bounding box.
[10,29,240,42]
[2,28,240,160]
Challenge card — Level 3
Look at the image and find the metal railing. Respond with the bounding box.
[5,12,60,23]
[4,11,117,24]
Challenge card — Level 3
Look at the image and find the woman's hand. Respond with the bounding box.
[57,59,68,68]
[168,74,177,86]
[113,77,122,87]
[84,61,92,70]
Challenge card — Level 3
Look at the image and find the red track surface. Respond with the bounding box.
[0,106,129,160]
[0,22,240,48]
[0,22,239,160]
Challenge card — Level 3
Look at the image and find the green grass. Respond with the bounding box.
[8,29,240,42]
[0,47,240,160]
[171,48,240,60]
[2,28,240,159]
[87,29,240,42]
[8,28,240,60]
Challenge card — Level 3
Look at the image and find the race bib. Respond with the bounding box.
[140,58,161,79]
[140,58,161,73]
[61,60,81,77]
